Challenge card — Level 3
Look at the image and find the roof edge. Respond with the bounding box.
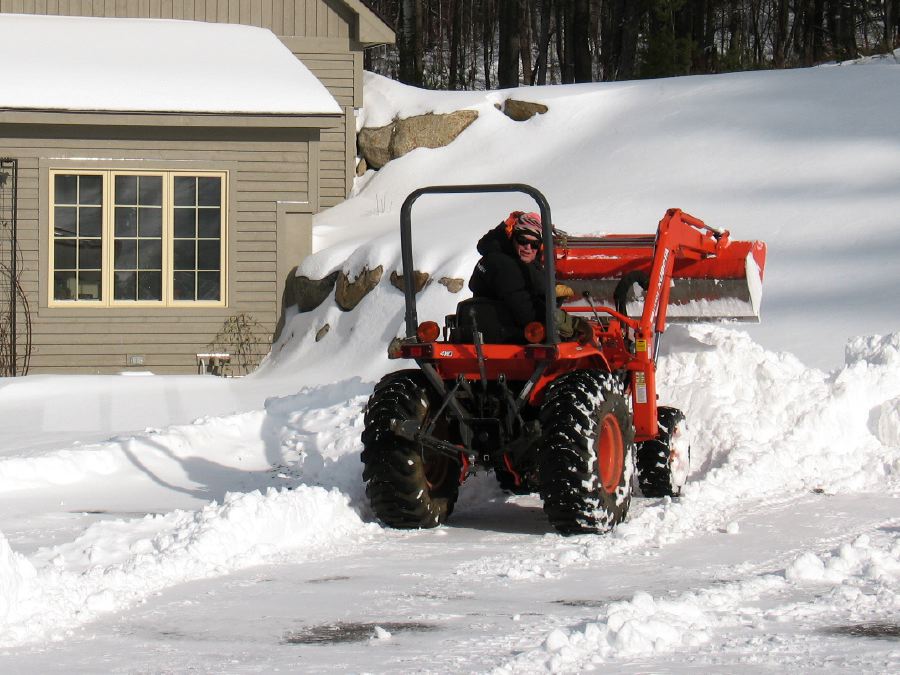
[340,0,395,46]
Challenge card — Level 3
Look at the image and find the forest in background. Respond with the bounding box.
[363,1,900,89]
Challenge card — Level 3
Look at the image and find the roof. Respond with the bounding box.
[0,14,342,115]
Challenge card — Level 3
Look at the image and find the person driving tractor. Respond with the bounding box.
[468,210,590,343]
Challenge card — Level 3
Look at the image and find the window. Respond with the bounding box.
[49,170,226,307]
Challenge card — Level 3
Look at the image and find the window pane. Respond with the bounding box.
[115,175,138,205]
[79,271,102,300]
[115,207,137,237]
[114,239,137,269]
[80,176,102,205]
[79,239,102,269]
[197,272,220,301]
[114,271,136,300]
[54,240,77,269]
[55,207,77,237]
[197,177,221,206]
[197,208,221,238]
[55,175,78,204]
[54,271,77,300]
[138,207,162,237]
[173,208,195,238]
[139,176,162,205]
[138,240,161,270]
[174,177,195,206]
[173,240,195,270]
[173,271,195,300]
[197,240,220,270]
[80,207,102,237]
[138,271,162,300]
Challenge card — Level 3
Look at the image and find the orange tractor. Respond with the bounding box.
[362,185,766,534]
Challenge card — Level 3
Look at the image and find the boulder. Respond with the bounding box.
[389,111,478,159]
[315,324,330,342]
[335,265,384,311]
[439,277,465,293]
[390,270,430,294]
[357,124,393,169]
[358,110,478,170]
[293,271,339,313]
[502,99,548,122]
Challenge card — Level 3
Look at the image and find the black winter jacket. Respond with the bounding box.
[468,224,547,328]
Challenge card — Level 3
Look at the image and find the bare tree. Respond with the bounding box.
[498,0,521,86]
[399,0,425,85]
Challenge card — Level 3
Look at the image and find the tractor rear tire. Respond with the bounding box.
[538,370,635,535]
[636,406,691,497]
[361,371,459,529]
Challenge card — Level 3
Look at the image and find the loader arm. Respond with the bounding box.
[556,208,767,439]
[630,209,735,438]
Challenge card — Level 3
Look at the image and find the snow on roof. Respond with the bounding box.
[0,13,342,115]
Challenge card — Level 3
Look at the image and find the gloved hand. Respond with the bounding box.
[573,316,595,345]
[555,310,595,344]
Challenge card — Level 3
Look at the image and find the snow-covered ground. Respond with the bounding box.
[2,53,900,672]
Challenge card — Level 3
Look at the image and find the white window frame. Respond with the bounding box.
[48,169,228,308]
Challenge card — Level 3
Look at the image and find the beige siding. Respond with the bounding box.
[0,0,353,37]
[291,49,356,205]
[2,123,314,373]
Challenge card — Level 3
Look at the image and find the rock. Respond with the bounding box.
[357,110,478,170]
[357,124,393,169]
[355,156,368,176]
[502,99,548,122]
[335,265,384,311]
[439,277,465,293]
[389,111,478,159]
[390,270,430,294]
[315,324,330,342]
[293,271,339,313]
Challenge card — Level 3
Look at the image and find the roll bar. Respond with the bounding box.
[399,184,558,345]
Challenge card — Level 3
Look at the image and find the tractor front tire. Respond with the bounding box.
[636,406,691,497]
[539,371,635,535]
[361,371,459,529]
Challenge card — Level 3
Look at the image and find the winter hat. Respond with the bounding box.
[504,211,542,239]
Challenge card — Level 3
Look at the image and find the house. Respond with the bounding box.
[0,4,394,374]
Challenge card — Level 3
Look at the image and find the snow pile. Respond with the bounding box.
[286,60,900,371]
[455,325,900,582]
[498,532,899,672]
[0,486,376,647]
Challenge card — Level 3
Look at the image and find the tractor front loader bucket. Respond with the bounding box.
[556,232,767,323]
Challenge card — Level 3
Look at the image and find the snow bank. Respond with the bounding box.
[0,487,377,647]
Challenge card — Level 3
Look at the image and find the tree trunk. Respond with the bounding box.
[520,0,533,87]
[399,0,425,85]
[483,0,495,90]
[450,0,462,89]
[573,0,592,81]
[774,0,790,67]
[536,0,552,84]
[498,0,521,87]
[887,0,899,50]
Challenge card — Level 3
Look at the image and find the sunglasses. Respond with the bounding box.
[514,234,541,250]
